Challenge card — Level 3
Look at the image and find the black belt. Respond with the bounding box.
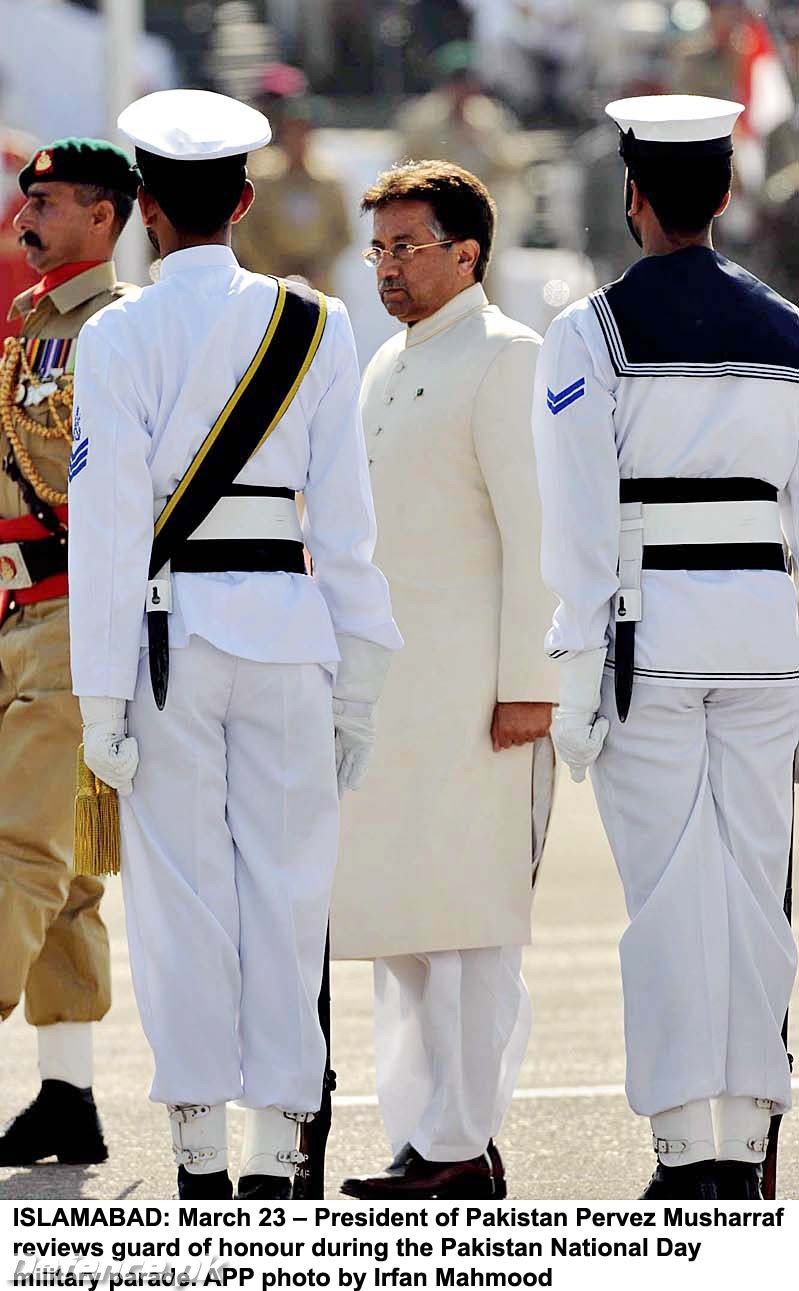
[0,533,68,586]
[164,486,305,573]
[614,477,785,722]
[147,486,306,707]
[172,538,306,574]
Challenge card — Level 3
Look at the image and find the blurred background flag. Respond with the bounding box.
[738,2,794,140]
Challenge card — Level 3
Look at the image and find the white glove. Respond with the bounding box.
[552,648,610,784]
[333,635,392,796]
[333,698,376,795]
[79,697,139,797]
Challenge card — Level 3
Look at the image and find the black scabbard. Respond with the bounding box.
[293,929,336,1199]
[614,621,635,723]
[147,611,170,711]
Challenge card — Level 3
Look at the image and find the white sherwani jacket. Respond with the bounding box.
[332,283,559,959]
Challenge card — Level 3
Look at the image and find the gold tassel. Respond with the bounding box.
[73,744,121,876]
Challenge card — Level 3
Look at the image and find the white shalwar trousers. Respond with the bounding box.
[590,680,799,1119]
[120,636,339,1110]
[374,946,531,1161]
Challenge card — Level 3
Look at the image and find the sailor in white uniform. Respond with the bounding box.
[67,89,401,1200]
[533,95,799,1200]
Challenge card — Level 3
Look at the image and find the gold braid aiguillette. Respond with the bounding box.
[0,336,73,506]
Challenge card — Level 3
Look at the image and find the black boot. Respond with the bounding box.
[639,1160,718,1200]
[0,1080,108,1166]
[177,1165,233,1199]
[236,1173,292,1200]
[713,1162,763,1200]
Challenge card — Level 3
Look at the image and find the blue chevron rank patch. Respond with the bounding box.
[68,436,89,483]
[547,376,586,415]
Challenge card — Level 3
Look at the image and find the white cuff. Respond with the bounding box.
[79,697,127,729]
[334,635,392,704]
[557,648,608,715]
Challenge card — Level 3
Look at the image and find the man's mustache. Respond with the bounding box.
[380,281,407,295]
[19,231,43,249]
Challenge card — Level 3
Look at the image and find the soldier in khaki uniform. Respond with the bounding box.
[394,44,528,302]
[0,138,139,1166]
[234,98,351,295]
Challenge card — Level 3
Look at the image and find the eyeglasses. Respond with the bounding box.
[361,239,454,268]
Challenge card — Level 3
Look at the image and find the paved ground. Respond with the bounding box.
[1,776,797,1202]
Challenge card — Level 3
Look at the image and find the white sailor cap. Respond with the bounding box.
[118,89,271,161]
[606,94,744,157]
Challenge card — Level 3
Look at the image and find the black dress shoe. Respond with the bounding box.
[341,1143,496,1200]
[639,1160,718,1200]
[487,1140,507,1199]
[177,1165,233,1199]
[0,1080,108,1166]
[236,1174,292,1200]
[713,1162,763,1200]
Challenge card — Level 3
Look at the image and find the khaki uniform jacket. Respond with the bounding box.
[396,92,524,192]
[332,284,558,960]
[234,151,351,296]
[0,262,131,1027]
[1,262,131,517]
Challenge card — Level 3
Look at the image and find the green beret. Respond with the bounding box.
[277,94,330,127]
[18,137,140,198]
[432,40,476,81]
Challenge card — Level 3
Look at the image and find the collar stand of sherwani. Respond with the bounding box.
[404,282,488,348]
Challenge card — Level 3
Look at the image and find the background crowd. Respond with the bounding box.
[2,0,799,359]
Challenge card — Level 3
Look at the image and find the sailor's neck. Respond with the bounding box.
[641,228,714,258]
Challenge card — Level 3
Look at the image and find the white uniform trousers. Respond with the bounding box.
[374,946,531,1162]
[590,680,799,1118]
[120,636,339,1110]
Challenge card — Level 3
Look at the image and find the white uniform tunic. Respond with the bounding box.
[68,245,400,1108]
[534,246,799,1117]
[69,246,399,699]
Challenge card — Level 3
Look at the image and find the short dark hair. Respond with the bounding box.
[361,160,496,282]
[630,153,733,237]
[135,148,247,237]
[74,182,135,235]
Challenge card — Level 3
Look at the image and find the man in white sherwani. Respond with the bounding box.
[534,96,799,1201]
[67,90,401,1201]
[333,161,558,1200]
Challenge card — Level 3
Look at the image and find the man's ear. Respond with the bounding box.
[628,177,645,217]
[715,190,732,217]
[91,197,116,237]
[138,186,160,226]
[455,236,480,278]
[231,179,255,225]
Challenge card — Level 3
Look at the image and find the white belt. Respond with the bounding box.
[623,499,784,547]
[615,499,784,626]
[153,494,303,545]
